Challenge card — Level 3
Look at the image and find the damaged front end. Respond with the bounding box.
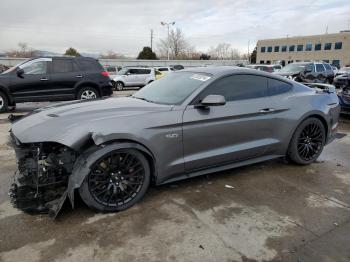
[9,133,77,217]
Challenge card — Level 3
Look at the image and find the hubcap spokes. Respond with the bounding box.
[81,90,97,100]
[88,152,145,207]
[297,123,323,161]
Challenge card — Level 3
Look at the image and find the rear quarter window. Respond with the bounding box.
[78,59,102,71]
[268,78,292,95]
[52,59,76,73]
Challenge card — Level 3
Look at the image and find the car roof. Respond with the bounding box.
[27,56,96,61]
[181,66,282,78]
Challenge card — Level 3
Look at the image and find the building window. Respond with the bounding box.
[261,47,266,53]
[260,60,264,64]
[332,60,340,68]
[315,43,322,51]
[267,46,272,52]
[324,43,332,50]
[281,46,287,52]
[274,46,279,52]
[266,60,271,64]
[289,45,295,52]
[306,43,312,51]
[335,42,342,49]
[297,45,303,51]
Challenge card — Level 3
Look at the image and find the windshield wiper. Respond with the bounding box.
[131,95,154,103]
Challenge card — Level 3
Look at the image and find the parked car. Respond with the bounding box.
[154,66,174,75]
[245,64,275,73]
[113,67,155,91]
[104,65,118,80]
[335,66,350,76]
[155,70,165,80]
[337,84,350,115]
[333,72,349,88]
[169,64,184,70]
[275,62,334,83]
[0,57,113,112]
[272,64,282,71]
[334,75,350,114]
[9,67,339,216]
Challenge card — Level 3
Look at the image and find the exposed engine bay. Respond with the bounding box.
[9,137,76,217]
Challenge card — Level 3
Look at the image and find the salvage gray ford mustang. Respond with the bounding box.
[9,67,340,217]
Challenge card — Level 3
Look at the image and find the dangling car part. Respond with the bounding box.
[9,67,340,218]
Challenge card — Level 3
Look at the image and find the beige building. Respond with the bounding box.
[256,31,350,68]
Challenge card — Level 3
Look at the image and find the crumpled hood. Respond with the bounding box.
[11,97,171,147]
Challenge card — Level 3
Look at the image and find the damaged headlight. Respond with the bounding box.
[9,141,77,216]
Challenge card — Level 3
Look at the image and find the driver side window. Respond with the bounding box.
[196,74,268,103]
[20,61,49,75]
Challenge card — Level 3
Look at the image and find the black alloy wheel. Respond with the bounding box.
[297,123,324,161]
[288,117,325,165]
[80,149,150,212]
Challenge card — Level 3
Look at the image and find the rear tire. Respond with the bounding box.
[79,149,150,212]
[115,81,124,91]
[0,91,9,113]
[77,87,99,100]
[287,118,326,165]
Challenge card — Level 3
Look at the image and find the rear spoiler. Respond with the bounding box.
[302,83,336,94]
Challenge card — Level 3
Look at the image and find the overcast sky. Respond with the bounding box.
[0,0,349,56]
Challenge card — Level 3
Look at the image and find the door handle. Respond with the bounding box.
[40,78,49,81]
[76,75,83,78]
[259,108,275,113]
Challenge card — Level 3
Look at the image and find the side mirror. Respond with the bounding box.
[16,68,24,77]
[196,95,226,108]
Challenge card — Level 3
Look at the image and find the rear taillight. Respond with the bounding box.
[101,71,109,77]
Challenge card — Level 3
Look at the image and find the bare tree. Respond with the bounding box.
[5,42,37,58]
[208,43,246,60]
[158,28,191,59]
[100,50,125,59]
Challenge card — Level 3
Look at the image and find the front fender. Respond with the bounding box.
[67,142,156,208]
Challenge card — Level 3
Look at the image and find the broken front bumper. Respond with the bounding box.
[8,132,76,217]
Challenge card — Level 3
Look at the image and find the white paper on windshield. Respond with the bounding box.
[190,74,211,81]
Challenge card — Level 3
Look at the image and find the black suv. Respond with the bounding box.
[274,62,334,83]
[0,57,113,112]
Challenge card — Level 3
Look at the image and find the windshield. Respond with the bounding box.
[133,72,211,105]
[1,60,28,74]
[279,63,306,73]
[117,68,129,75]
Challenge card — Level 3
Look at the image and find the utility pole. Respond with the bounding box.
[150,29,154,51]
[247,39,250,64]
[161,21,175,60]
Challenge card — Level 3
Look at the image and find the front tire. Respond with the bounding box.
[287,118,326,165]
[77,87,99,100]
[79,149,150,212]
[0,91,9,113]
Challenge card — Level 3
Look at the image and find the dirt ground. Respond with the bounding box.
[0,91,350,262]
